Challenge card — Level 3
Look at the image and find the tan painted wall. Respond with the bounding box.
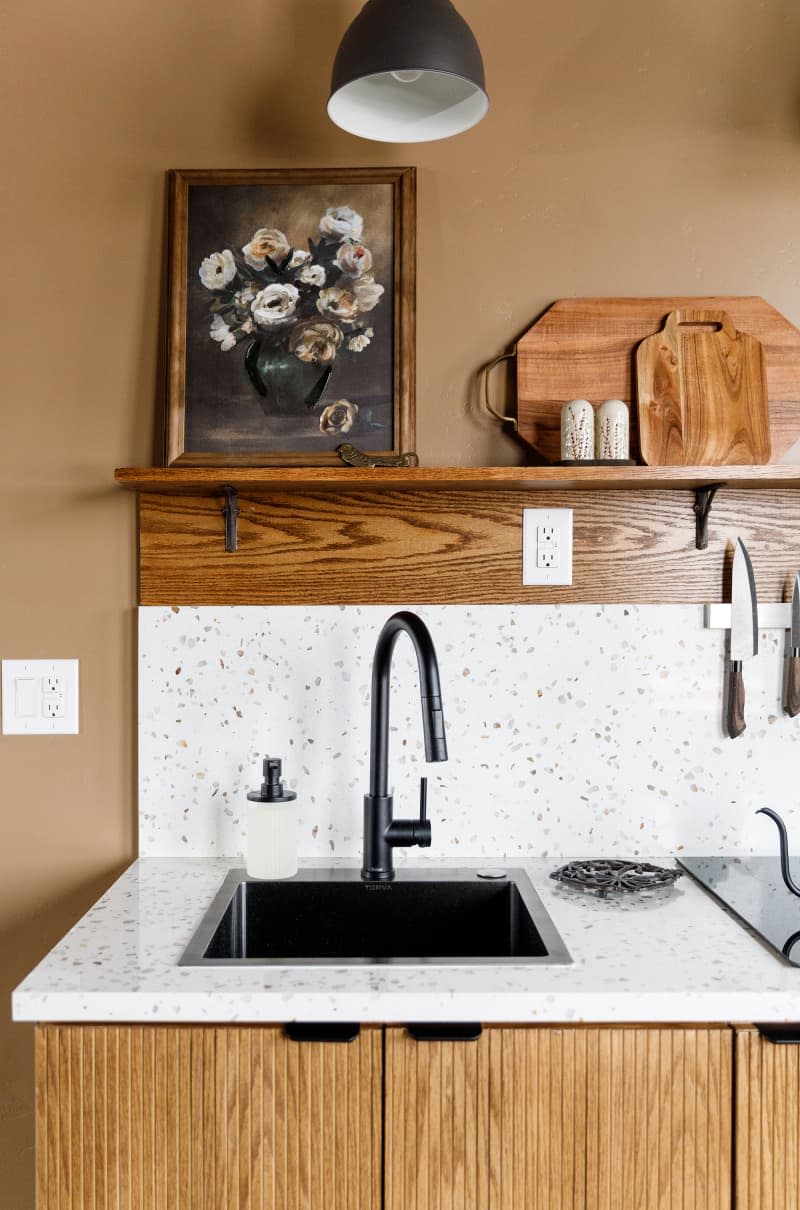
[2,0,800,1203]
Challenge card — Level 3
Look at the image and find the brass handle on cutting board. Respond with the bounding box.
[481,347,519,432]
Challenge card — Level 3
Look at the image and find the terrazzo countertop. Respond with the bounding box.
[12,856,800,1023]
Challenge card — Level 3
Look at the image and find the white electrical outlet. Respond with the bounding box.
[2,659,79,734]
[536,524,558,568]
[522,509,573,585]
[43,693,65,719]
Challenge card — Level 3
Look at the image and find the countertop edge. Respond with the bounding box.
[13,990,800,1026]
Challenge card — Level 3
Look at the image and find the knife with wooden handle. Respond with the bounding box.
[787,573,800,718]
[727,539,759,738]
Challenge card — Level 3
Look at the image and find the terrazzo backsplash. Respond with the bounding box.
[139,605,799,862]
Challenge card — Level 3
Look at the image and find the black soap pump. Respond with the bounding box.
[246,756,298,879]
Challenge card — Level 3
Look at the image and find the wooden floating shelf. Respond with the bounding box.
[115,464,800,494]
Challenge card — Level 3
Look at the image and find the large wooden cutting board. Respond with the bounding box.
[515,297,800,464]
[636,308,770,465]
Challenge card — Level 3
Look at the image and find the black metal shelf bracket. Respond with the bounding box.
[221,486,240,553]
[693,482,726,550]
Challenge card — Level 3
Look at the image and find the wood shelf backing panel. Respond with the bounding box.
[117,464,800,493]
[138,488,800,605]
[735,1027,800,1210]
[385,1025,732,1210]
[35,1024,382,1210]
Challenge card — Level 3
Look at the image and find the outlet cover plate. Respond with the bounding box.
[522,508,573,586]
[2,659,79,734]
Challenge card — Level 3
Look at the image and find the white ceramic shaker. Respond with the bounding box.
[560,399,595,460]
[246,756,298,879]
[595,399,630,461]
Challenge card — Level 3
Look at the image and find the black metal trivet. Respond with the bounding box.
[550,859,682,899]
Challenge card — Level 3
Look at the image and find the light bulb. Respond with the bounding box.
[390,70,423,84]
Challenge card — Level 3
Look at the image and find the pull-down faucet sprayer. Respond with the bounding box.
[361,611,448,882]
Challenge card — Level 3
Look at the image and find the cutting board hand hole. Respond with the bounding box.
[677,321,723,332]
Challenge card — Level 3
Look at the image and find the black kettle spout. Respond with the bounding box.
[757,807,800,898]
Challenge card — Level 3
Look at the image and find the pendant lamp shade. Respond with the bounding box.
[328,0,489,143]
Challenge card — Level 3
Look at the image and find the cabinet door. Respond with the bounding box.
[736,1026,800,1209]
[36,1024,381,1210]
[385,1025,732,1210]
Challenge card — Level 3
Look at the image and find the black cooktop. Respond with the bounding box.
[678,856,800,966]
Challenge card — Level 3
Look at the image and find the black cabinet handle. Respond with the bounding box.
[755,1024,800,1044]
[406,1023,482,1042]
[285,1023,360,1043]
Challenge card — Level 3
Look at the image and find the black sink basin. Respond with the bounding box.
[180,868,571,966]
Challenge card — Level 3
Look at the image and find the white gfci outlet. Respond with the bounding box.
[43,693,65,718]
[536,524,558,568]
[522,509,573,585]
[2,659,79,734]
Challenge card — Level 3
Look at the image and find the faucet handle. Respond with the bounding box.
[382,778,432,850]
[414,777,432,847]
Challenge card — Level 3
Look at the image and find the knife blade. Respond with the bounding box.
[787,573,800,718]
[727,538,759,738]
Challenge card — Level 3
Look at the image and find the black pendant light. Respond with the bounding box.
[328,0,489,143]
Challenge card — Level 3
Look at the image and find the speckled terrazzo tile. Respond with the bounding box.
[138,605,800,861]
[12,857,800,1023]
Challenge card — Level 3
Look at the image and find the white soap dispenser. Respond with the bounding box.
[246,756,298,879]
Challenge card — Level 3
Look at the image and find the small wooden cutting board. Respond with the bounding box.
[636,308,771,465]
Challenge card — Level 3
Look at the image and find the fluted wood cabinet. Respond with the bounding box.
[35,1024,382,1210]
[384,1025,732,1210]
[44,1021,800,1210]
[736,1026,800,1209]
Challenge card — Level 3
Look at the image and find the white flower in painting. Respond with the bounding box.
[288,249,311,268]
[296,263,326,287]
[316,286,360,323]
[209,314,237,351]
[319,206,363,241]
[251,283,300,328]
[352,275,384,312]
[319,399,359,434]
[335,241,373,279]
[347,332,372,352]
[199,250,237,290]
[234,282,258,308]
[240,317,255,335]
[289,321,343,364]
[242,227,290,269]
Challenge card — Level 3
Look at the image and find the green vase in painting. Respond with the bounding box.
[244,340,332,416]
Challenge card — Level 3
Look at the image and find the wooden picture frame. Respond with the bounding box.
[165,167,416,466]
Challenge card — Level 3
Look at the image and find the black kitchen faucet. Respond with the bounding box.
[361,611,448,881]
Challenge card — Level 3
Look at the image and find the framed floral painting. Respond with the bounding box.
[165,167,416,466]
